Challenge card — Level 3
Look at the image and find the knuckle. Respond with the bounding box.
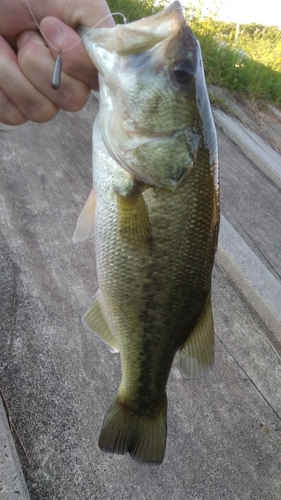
[17,33,45,73]
[17,43,36,73]
[0,113,27,126]
[27,101,59,123]
[0,92,27,125]
[60,83,90,112]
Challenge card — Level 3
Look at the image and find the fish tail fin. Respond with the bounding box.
[98,394,167,465]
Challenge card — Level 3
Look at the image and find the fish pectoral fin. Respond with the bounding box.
[179,293,214,380]
[116,184,152,248]
[83,290,119,353]
[73,189,96,243]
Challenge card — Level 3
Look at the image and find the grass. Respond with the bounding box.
[107,0,281,107]
[208,94,236,115]
[107,0,165,22]
[189,16,281,106]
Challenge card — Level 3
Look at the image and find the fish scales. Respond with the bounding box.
[75,1,219,464]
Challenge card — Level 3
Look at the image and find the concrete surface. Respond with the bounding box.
[218,216,281,343]
[209,84,281,156]
[0,398,31,499]
[0,94,281,500]
[217,126,281,282]
[213,109,281,190]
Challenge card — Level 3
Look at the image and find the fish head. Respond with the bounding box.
[82,1,217,188]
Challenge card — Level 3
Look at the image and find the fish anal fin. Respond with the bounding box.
[116,184,152,249]
[179,293,214,380]
[73,189,96,243]
[99,393,167,465]
[83,290,119,353]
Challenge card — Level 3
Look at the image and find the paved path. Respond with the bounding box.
[0,95,280,500]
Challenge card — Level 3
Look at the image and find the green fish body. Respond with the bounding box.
[74,1,219,464]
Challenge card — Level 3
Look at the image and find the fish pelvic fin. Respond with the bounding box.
[116,183,152,249]
[83,290,119,353]
[179,293,214,380]
[73,189,96,243]
[98,394,167,465]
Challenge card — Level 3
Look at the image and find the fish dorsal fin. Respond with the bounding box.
[83,290,119,353]
[73,189,96,243]
[116,184,152,249]
[179,293,214,380]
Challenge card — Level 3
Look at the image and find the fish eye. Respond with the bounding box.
[173,61,194,85]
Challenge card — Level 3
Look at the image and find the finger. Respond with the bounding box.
[0,35,58,123]
[0,0,114,38]
[48,0,115,29]
[0,90,27,126]
[40,17,99,90]
[17,30,91,111]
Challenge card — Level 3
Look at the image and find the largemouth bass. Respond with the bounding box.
[74,0,219,464]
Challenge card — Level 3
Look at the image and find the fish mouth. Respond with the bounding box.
[81,1,186,74]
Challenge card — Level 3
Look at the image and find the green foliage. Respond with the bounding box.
[186,14,281,105]
[237,27,281,73]
[107,0,165,23]
[188,16,281,73]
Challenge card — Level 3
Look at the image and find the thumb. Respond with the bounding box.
[40,16,98,90]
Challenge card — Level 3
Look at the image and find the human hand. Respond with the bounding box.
[0,0,114,125]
